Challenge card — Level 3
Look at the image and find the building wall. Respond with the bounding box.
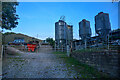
[71,50,120,78]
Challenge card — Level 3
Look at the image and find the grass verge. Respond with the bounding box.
[53,51,109,78]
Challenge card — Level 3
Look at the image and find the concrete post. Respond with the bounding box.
[75,42,77,50]
[66,39,67,51]
[55,42,56,51]
[70,41,72,53]
[85,38,87,49]
[62,45,63,52]
[58,40,60,51]
[67,45,70,57]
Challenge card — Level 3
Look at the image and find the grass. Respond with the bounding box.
[8,57,25,62]
[8,57,21,59]
[53,51,109,78]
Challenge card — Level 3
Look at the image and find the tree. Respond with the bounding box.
[3,32,15,35]
[46,37,55,47]
[2,2,19,30]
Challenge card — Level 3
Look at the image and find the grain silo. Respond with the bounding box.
[67,25,73,41]
[79,19,91,48]
[95,12,111,42]
[55,20,67,51]
[67,25,73,50]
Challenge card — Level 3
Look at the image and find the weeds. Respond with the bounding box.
[53,51,109,78]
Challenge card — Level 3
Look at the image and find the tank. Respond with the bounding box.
[67,25,73,41]
[55,20,67,51]
[55,20,67,40]
[95,12,111,41]
[55,22,59,40]
[79,19,91,39]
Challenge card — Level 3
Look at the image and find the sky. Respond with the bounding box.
[6,2,118,40]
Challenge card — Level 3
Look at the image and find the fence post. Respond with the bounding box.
[67,45,70,57]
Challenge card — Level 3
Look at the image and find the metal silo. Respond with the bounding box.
[95,12,111,42]
[79,19,91,49]
[55,22,59,40]
[67,25,73,41]
[67,25,73,51]
[55,20,67,51]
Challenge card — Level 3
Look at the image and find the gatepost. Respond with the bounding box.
[67,45,70,57]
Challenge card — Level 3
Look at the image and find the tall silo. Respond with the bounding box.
[79,19,91,49]
[67,25,73,41]
[95,12,111,43]
[55,20,67,51]
[67,25,73,50]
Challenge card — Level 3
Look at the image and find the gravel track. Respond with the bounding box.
[2,45,80,78]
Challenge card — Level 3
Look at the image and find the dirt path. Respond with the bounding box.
[2,45,80,78]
